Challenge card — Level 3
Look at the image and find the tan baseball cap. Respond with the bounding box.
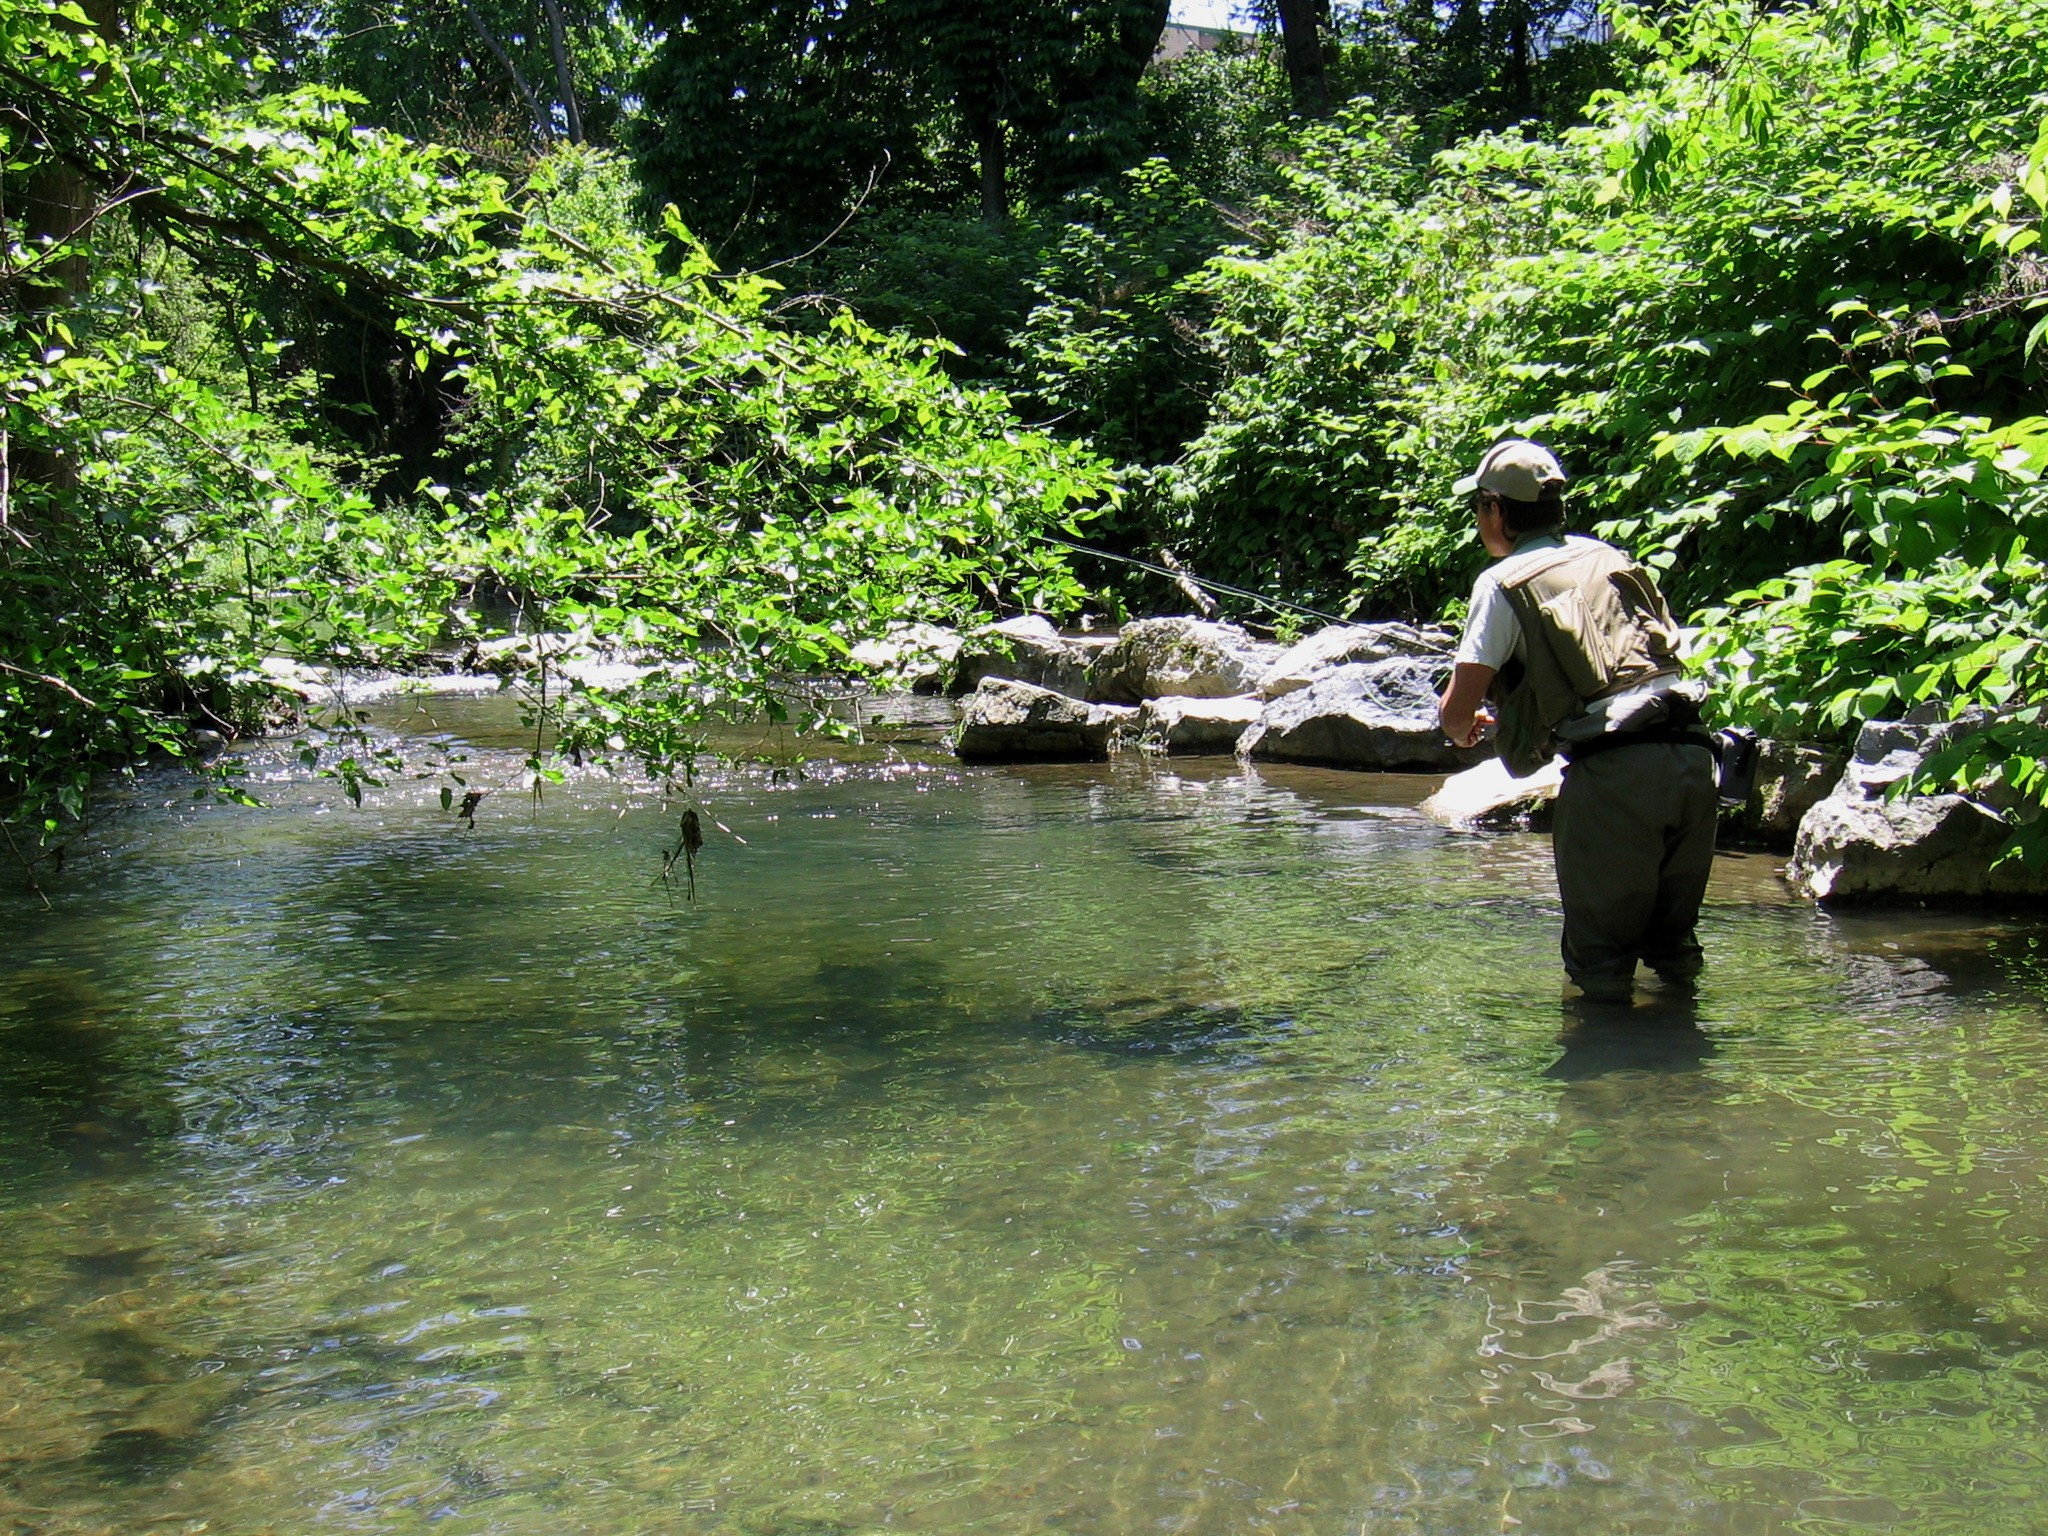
[1453,439,1567,501]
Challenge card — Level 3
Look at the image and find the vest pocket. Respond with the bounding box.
[1608,567,1682,658]
[1535,586,1614,696]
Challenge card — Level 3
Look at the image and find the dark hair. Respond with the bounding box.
[1494,487,1565,538]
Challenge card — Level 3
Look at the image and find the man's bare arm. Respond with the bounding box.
[1438,662,1498,748]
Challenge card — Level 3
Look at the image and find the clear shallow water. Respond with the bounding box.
[4,702,2048,1535]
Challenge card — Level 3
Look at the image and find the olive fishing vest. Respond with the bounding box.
[1486,539,1685,777]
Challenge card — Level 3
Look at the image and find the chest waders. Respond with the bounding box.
[1480,538,1719,997]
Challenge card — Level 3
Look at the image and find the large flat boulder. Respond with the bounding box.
[1420,755,1565,830]
[1238,657,1481,771]
[470,633,662,690]
[1787,712,2048,902]
[951,616,1109,698]
[1257,622,1454,700]
[1088,618,1282,704]
[1132,694,1263,755]
[850,622,962,695]
[953,678,1131,762]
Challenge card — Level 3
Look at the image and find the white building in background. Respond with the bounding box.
[1154,23,1246,63]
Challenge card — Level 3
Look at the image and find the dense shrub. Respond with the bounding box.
[1,6,1109,863]
[1141,0,2048,848]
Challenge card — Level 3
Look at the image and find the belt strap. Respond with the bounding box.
[1563,725,1718,764]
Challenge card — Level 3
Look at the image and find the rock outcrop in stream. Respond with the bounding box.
[1787,713,2048,903]
[1131,695,1265,755]
[1238,657,1479,771]
[950,616,1109,699]
[1723,739,1847,848]
[1255,623,1452,699]
[1420,756,1564,830]
[1087,618,1282,704]
[850,622,962,694]
[945,618,1462,767]
[953,678,1132,761]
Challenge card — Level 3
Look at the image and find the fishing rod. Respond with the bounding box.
[1039,534,1353,628]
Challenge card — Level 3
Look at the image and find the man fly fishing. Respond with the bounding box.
[1435,440,1720,1002]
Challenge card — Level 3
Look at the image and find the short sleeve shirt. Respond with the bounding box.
[1454,534,1604,671]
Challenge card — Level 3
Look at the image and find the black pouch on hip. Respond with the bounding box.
[1711,726,1761,809]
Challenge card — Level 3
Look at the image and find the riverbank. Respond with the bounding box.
[218,609,2048,914]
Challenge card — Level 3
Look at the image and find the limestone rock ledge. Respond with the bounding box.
[950,615,1112,699]
[1132,694,1263,755]
[1256,622,1454,700]
[1088,618,1282,704]
[1787,714,2048,903]
[953,678,1134,762]
[1420,756,1565,831]
[1721,739,1847,848]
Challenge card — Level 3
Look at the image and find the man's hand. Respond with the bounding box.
[1438,661,1499,748]
[1449,704,1496,748]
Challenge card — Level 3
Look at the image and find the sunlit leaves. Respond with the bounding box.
[1,0,1113,848]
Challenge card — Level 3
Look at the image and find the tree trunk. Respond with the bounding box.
[539,0,585,145]
[1440,0,1487,106]
[7,0,126,521]
[454,0,553,144]
[1041,0,1173,191]
[17,165,95,316]
[976,112,1007,223]
[1117,0,1173,73]
[1505,0,1533,120]
[1274,0,1332,118]
[13,0,126,316]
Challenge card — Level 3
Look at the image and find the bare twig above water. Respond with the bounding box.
[0,816,52,910]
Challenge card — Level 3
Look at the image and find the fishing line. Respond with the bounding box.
[1039,534,1353,628]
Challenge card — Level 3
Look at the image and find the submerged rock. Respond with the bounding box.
[954,678,1131,762]
[950,615,1107,699]
[1788,712,2048,903]
[258,655,329,699]
[1132,694,1263,756]
[1256,622,1454,700]
[1239,657,1480,771]
[1420,755,1564,830]
[1088,617,1281,704]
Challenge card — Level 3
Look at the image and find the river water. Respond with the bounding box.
[3,695,2046,1535]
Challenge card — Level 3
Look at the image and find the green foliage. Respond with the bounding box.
[1143,107,1438,609]
[790,46,1294,401]
[1143,0,2048,844]
[1198,0,2038,598]
[629,0,936,264]
[0,0,1111,869]
[1329,0,1635,147]
[1138,40,1295,208]
[13,0,2048,870]
[270,0,655,159]
[628,0,1168,265]
[1011,160,1228,469]
[787,207,1050,379]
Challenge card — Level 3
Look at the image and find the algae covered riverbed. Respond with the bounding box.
[3,702,2047,1534]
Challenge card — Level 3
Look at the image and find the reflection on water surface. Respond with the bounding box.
[3,707,2047,1534]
